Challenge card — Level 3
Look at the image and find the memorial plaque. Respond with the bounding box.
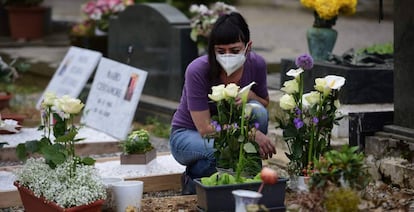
[81,57,148,140]
[36,46,102,108]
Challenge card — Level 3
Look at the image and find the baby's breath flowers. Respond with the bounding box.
[14,92,105,208]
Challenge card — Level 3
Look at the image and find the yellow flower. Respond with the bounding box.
[208,84,226,101]
[301,0,358,20]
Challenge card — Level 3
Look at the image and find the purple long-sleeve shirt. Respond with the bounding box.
[171,52,268,130]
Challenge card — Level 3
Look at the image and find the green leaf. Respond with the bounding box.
[243,142,257,154]
[81,157,96,165]
[41,145,66,166]
[16,143,27,161]
[24,140,40,153]
[55,130,77,143]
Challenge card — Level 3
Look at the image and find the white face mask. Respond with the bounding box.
[216,47,247,76]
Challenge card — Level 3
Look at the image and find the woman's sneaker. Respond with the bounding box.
[181,172,196,195]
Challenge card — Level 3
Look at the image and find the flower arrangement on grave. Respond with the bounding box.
[275,53,346,177]
[201,82,263,185]
[14,92,106,209]
[70,0,134,36]
[300,0,358,28]
[189,2,237,52]
[119,129,156,164]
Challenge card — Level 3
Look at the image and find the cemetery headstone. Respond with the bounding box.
[392,0,414,130]
[36,46,102,108]
[108,3,198,101]
[81,57,148,140]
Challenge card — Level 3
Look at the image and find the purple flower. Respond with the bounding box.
[294,118,304,129]
[312,117,319,124]
[295,53,314,70]
[215,124,222,132]
[254,122,260,129]
[295,107,302,115]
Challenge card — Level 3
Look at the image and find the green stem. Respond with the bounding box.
[235,99,247,181]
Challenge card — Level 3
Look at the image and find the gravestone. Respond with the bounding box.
[36,46,102,108]
[108,3,197,102]
[82,57,148,140]
[363,0,414,189]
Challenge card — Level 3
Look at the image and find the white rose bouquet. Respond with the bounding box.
[205,82,261,181]
[276,54,346,176]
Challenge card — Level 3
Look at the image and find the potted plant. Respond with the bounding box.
[275,53,346,190]
[0,55,29,110]
[292,145,371,211]
[188,2,237,54]
[194,82,287,211]
[119,129,156,164]
[14,92,106,211]
[4,0,51,40]
[69,0,134,56]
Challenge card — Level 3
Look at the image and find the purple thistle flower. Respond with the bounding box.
[295,53,314,70]
[294,118,304,129]
[312,117,319,124]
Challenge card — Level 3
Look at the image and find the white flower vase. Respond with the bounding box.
[102,177,124,211]
[297,176,310,192]
[232,189,263,212]
[112,180,144,212]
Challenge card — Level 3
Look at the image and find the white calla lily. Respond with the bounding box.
[238,82,256,103]
[325,75,346,90]
[286,68,304,78]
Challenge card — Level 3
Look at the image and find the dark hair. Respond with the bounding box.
[207,12,250,80]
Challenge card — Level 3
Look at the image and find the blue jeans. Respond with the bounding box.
[169,100,269,179]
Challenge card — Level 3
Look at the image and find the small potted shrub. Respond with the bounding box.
[120,129,156,164]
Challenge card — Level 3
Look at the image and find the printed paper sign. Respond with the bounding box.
[81,57,148,140]
[36,46,102,108]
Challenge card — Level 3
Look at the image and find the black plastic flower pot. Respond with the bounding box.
[194,178,287,212]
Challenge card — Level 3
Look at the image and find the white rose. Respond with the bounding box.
[303,91,321,106]
[281,79,299,94]
[314,78,331,96]
[208,84,226,102]
[41,92,57,108]
[56,95,84,115]
[224,83,240,98]
[279,94,296,110]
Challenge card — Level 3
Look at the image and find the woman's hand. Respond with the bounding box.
[254,131,276,159]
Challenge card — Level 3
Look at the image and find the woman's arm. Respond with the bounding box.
[248,91,269,107]
[190,110,216,137]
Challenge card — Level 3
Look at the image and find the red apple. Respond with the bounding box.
[260,167,278,185]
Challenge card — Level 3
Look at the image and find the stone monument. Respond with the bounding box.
[364,0,414,189]
[108,3,198,102]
